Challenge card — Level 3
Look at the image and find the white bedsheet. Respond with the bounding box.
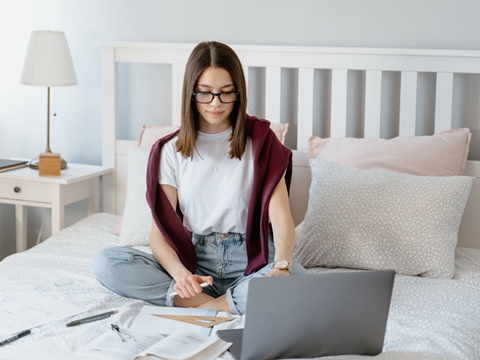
[0,214,144,358]
[307,250,480,360]
[0,213,479,359]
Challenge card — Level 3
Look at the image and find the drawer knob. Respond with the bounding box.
[14,187,21,193]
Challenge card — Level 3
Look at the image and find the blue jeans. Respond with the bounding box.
[93,232,307,315]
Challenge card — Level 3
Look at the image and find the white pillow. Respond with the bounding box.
[112,125,180,235]
[118,144,152,246]
[294,158,474,278]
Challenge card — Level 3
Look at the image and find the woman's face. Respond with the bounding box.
[194,66,236,134]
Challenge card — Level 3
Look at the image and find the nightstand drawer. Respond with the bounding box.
[0,179,52,203]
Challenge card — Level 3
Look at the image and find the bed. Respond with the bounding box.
[1,42,480,360]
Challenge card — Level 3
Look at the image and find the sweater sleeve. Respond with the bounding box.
[146,131,197,274]
[244,116,293,275]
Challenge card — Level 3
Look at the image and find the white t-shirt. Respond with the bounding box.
[159,127,254,235]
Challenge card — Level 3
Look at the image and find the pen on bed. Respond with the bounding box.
[169,282,210,297]
[66,310,118,327]
[0,330,31,347]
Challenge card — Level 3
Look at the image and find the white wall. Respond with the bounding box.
[1,0,480,259]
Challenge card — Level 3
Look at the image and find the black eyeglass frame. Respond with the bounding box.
[191,91,240,104]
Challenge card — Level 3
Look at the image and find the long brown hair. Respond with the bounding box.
[175,41,247,159]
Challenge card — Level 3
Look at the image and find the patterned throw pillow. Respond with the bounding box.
[294,158,474,278]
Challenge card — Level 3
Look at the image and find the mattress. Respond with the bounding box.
[0,213,479,359]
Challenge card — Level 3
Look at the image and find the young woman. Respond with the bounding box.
[94,41,306,315]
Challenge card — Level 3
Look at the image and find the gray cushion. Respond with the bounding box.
[294,158,474,278]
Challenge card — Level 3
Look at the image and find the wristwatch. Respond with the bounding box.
[273,260,290,273]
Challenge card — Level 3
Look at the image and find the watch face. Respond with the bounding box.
[274,260,288,269]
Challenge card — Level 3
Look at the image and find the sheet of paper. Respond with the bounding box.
[130,306,217,336]
[0,283,88,336]
[74,328,163,360]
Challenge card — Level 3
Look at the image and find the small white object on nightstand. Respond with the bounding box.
[0,163,112,252]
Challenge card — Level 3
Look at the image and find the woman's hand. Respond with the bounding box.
[173,275,213,298]
[264,268,290,277]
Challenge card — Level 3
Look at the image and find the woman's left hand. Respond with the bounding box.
[264,268,290,277]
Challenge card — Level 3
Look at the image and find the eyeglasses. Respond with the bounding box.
[191,91,240,104]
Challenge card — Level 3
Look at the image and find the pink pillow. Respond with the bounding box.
[308,128,471,176]
[269,122,289,145]
[112,125,180,235]
[138,125,180,149]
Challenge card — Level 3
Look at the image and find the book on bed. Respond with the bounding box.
[133,330,231,360]
[75,327,231,360]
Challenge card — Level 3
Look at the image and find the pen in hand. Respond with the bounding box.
[170,282,211,297]
[0,330,31,347]
[66,310,118,327]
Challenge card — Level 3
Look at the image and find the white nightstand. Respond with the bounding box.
[0,163,112,252]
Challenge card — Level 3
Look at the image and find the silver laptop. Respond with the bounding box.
[217,270,394,360]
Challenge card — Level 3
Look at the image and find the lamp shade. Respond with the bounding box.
[21,31,77,87]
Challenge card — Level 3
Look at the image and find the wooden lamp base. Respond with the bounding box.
[29,155,67,171]
[38,153,62,176]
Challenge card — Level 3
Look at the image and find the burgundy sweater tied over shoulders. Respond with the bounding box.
[146,115,292,275]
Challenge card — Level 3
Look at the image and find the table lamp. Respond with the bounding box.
[20,30,77,169]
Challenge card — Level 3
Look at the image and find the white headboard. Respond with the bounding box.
[97,42,480,249]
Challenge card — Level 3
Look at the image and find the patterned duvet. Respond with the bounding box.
[0,213,479,359]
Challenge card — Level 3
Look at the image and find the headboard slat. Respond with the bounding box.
[172,64,185,126]
[434,72,454,133]
[364,70,383,138]
[265,67,282,123]
[100,46,117,214]
[242,66,250,114]
[399,71,418,136]
[297,68,315,151]
[330,69,348,137]
[242,66,249,94]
